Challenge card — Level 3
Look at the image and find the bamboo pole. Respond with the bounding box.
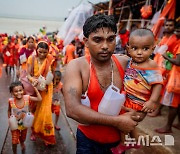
[108,0,113,15]
[96,1,146,14]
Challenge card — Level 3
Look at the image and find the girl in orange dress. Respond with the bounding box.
[8,81,42,154]
[3,39,15,75]
[155,25,180,133]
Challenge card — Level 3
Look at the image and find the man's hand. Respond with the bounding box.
[134,111,146,122]
[114,107,140,133]
[162,53,168,59]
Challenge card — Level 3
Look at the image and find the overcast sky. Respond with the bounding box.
[0,0,107,21]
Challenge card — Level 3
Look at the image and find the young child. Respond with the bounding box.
[52,70,63,130]
[8,81,42,154]
[112,28,163,153]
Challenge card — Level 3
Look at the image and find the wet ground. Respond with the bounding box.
[0,58,179,154]
[0,59,76,154]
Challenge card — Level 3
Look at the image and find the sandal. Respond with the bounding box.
[172,124,180,130]
[55,125,61,131]
[44,142,49,146]
[111,143,140,154]
[30,134,36,141]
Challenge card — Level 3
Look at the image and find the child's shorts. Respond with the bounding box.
[120,99,143,114]
[11,129,27,144]
[52,104,61,116]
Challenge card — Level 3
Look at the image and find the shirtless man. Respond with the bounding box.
[64,14,143,154]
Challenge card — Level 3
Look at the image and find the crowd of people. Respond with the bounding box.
[0,13,179,154]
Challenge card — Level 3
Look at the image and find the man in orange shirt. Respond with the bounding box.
[154,19,177,76]
[149,19,177,117]
[64,40,75,64]
[64,14,143,153]
[155,23,180,133]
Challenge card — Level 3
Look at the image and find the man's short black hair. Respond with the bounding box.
[83,14,117,38]
[166,19,175,23]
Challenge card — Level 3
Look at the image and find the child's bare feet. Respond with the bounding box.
[155,126,172,133]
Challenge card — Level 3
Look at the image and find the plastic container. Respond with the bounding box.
[9,115,18,130]
[19,53,27,64]
[23,112,34,128]
[98,85,126,116]
[37,75,46,91]
[81,93,90,107]
[46,71,54,85]
[157,44,168,54]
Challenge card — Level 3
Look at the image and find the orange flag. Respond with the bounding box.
[152,0,176,38]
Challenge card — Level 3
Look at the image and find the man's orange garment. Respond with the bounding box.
[64,44,75,64]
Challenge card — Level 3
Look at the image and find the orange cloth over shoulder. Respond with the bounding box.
[64,44,75,64]
[84,47,90,56]
[154,34,177,75]
[159,34,177,52]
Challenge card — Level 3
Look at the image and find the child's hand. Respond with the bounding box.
[20,112,26,119]
[32,78,38,87]
[141,100,156,113]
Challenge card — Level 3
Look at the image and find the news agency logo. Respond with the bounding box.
[124,135,174,146]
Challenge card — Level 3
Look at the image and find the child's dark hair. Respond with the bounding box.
[54,70,62,78]
[129,28,155,42]
[83,14,117,38]
[37,41,49,51]
[9,81,24,93]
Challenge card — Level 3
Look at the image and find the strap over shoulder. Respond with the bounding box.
[85,55,90,64]
[9,98,15,107]
[111,55,124,80]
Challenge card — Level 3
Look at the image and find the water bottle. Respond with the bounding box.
[9,115,18,130]
[81,94,90,107]
[23,112,34,128]
[37,75,46,91]
[157,44,168,54]
[98,85,126,116]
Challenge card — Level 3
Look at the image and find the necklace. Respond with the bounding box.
[96,60,113,90]
[37,58,43,65]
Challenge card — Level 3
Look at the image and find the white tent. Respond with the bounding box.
[57,3,94,46]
